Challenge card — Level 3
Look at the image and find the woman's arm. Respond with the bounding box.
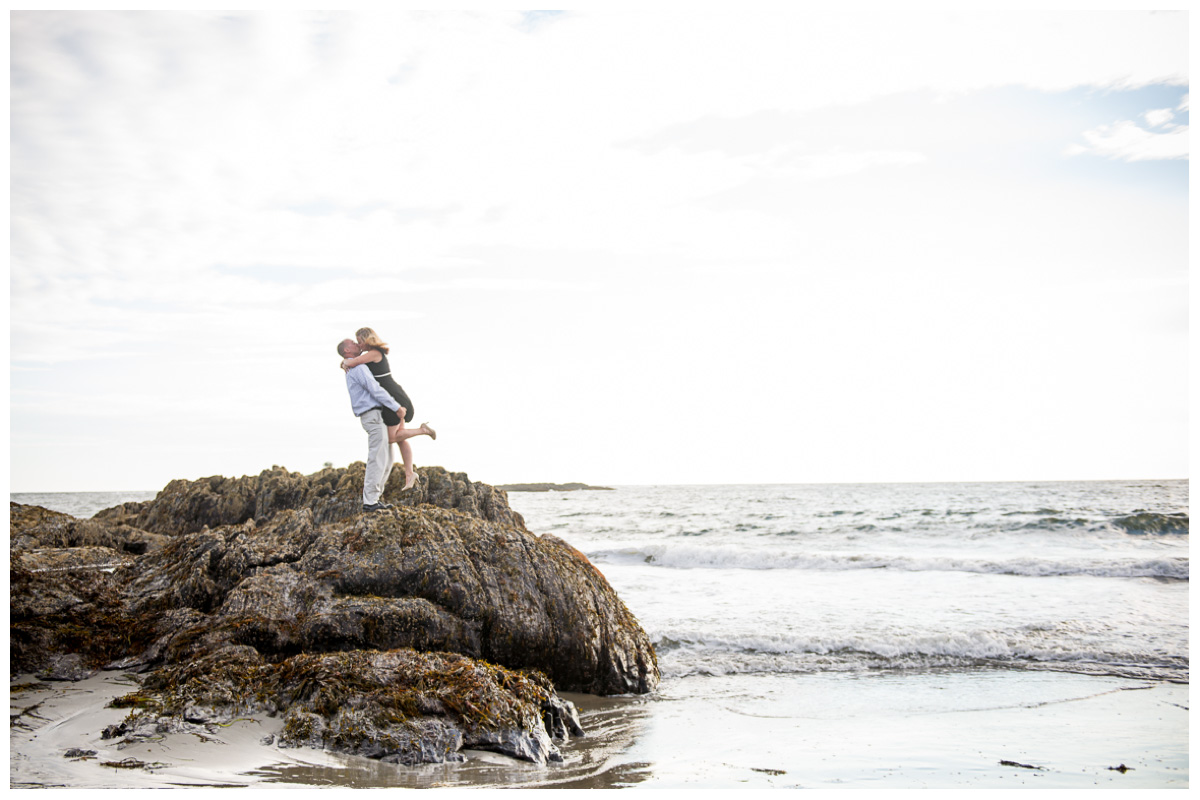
[340,349,382,370]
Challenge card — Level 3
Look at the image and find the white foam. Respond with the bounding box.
[590,544,1189,579]
[653,628,1188,681]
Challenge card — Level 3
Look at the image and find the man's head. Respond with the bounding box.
[337,339,362,358]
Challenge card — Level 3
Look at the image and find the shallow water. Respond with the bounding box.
[11,490,158,519]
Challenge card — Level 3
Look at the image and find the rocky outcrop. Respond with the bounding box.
[112,504,657,695]
[10,503,168,555]
[94,464,525,535]
[9,464,658,766]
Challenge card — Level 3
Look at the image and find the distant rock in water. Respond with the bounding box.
[10,464,658,766]
[496,482,615,492]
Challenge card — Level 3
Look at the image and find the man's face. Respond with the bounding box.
[342,340,361,358]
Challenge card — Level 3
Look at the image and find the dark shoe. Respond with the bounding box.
[362,502,391,512]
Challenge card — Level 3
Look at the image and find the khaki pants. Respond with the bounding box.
[359,408,394,505]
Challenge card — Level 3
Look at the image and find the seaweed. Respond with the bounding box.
[101,758,167,770]
[9,682,51,694]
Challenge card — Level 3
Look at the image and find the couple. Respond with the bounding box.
[338,326,436,512]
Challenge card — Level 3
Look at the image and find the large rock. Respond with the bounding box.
[117,504,657,695]
[9,464,659,765]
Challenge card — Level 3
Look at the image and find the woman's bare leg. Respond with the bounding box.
[398,441,416,489]
[388,419,434,445]
[387,412,431,490]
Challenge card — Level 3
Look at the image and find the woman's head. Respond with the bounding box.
[356,327,389,354]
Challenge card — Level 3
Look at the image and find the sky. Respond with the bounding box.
[8,9,1190,492]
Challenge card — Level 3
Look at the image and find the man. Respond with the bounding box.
[338,338,403,512]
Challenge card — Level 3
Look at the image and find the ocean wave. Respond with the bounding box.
[1003,507,1063,517]
[653,629,1188,681]
[1003,512,1189,536]
[1015,517,1092,531]
[588,545,1188,579]
[1110,512,1189,535]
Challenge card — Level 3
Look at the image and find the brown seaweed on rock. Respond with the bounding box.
[117,645,582,765]
[9,464,658,765]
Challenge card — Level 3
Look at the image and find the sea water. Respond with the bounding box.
[11,479,1188,788]
[512,481,1188,683]
[504,480,1188,788]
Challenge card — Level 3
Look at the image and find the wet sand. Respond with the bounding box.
[8,673,647,790]
[10,670,1188,789]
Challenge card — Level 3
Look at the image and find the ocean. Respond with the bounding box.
[10,479,1189,788]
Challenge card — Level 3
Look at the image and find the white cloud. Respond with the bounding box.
[1067,119,1189,161]
[1143,108,1175,128]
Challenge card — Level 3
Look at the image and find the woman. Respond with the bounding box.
[341,326,435,491]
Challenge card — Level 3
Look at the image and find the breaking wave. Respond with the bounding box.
[653,629,1189,682]
[1109,512,1189,535]
[589,545,1188,580]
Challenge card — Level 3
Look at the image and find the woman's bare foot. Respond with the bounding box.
[402,472,419,492]
[421,422,437,440]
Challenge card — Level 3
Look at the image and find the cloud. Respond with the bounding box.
[1143,108,1176,128]
[1067,119,1189,161]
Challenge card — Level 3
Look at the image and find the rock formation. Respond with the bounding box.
[10,464,659,766]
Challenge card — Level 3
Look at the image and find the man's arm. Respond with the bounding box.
[349,366,401,412]
[341,349,382,371]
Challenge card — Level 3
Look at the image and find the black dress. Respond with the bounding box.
[367,352,415,425]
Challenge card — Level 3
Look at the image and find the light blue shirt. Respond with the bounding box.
[345,364,401,417]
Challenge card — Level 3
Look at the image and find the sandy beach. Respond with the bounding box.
[11,668,1187,789]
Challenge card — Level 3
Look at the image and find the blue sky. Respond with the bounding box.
[8,10,1189,491]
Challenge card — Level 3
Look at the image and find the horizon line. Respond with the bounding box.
[10,475,1190,495]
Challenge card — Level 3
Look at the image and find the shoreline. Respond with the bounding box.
[11,669,1187,789]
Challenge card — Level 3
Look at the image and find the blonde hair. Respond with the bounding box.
[355,326,390,354]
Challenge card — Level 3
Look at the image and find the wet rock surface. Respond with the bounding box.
[10,464,658,766]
